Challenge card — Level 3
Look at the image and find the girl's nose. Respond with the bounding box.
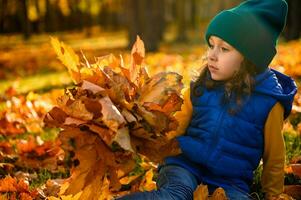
[208,49,218,62]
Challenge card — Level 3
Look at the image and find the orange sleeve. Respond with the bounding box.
[261,102,285,199]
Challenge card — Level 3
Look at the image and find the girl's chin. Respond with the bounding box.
[209,72,223,81]
[209,72,230,81]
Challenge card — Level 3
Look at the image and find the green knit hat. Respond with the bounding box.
[205,0,288,73]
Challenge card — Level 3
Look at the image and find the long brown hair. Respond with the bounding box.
[192,58,257,115]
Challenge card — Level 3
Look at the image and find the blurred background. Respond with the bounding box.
[0,1,301,199]
[1,0,301,49]
[1,0,301,81]
[1,0,300,81]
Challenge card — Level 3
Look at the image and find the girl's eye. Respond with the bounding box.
[208,43,214,49]
[221,47,229,52]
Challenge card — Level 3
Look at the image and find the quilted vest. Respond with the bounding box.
[165,69,297,192]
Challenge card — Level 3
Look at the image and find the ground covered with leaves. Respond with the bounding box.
[0,33,300,200]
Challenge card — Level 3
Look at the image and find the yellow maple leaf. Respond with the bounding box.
[194,184,209,200]
[50,37,81,83]
[210,187,228,200]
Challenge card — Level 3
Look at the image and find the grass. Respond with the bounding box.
[0,71,72,95]
[29,168,70,189]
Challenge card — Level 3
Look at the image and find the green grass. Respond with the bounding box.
[0,71,72,95]
[29,168,70,189]
[284,132,301,163]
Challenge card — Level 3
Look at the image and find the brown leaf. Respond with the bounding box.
[116,159,136,179]
[58,97,94,121]
[128,36,146,85]
[64,117,86,126]
[86,124,115,146]
[119,55,131,82]
[135,105,169,133]
[98,96,126,132]
[44,107,68,127]
[143,92,183,116]
[82,98,103,119]
[136,66,150,89]
[138,72,183,105]
[103,66,136,104]
[80,80,106,95]
[131,36,145,66]
[108,167,121,192]
[80,67,107,87]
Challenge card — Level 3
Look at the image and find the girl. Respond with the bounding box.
[118,0,297,199]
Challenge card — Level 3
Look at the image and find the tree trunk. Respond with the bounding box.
[285,0,301,40]
[0,0,8,32]
[175,0,188,42]
[45,0,58,32]
[127,0,165,51]
[18,0,31,39]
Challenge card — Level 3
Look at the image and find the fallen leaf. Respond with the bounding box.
[194,184,209,200]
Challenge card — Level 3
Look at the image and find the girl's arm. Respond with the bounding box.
[261,102,285,199]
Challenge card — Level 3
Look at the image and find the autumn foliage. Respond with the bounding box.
[42,36,186,199]
[1,36,301,200]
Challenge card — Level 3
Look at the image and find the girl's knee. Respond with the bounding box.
[157,165,198,190]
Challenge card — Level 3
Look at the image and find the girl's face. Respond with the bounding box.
[207,36,244,81]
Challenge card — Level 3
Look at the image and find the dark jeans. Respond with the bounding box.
[116,165,250,200]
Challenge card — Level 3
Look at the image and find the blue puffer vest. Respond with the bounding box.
[165,68,297,193]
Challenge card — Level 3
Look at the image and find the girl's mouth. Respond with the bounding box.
[209,65,219,71]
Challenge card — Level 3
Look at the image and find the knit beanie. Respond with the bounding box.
[205,0,288,73]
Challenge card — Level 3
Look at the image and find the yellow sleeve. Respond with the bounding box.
[171,87,193,137]
[261,102,285,199]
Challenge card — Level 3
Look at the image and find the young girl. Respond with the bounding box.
[118,0,297,199]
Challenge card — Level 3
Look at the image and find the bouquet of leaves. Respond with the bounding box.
[44,36,184,199]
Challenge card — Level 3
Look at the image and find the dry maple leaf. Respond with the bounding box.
[130,35,145,84]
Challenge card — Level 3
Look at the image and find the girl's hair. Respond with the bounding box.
[192,58,257,115]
